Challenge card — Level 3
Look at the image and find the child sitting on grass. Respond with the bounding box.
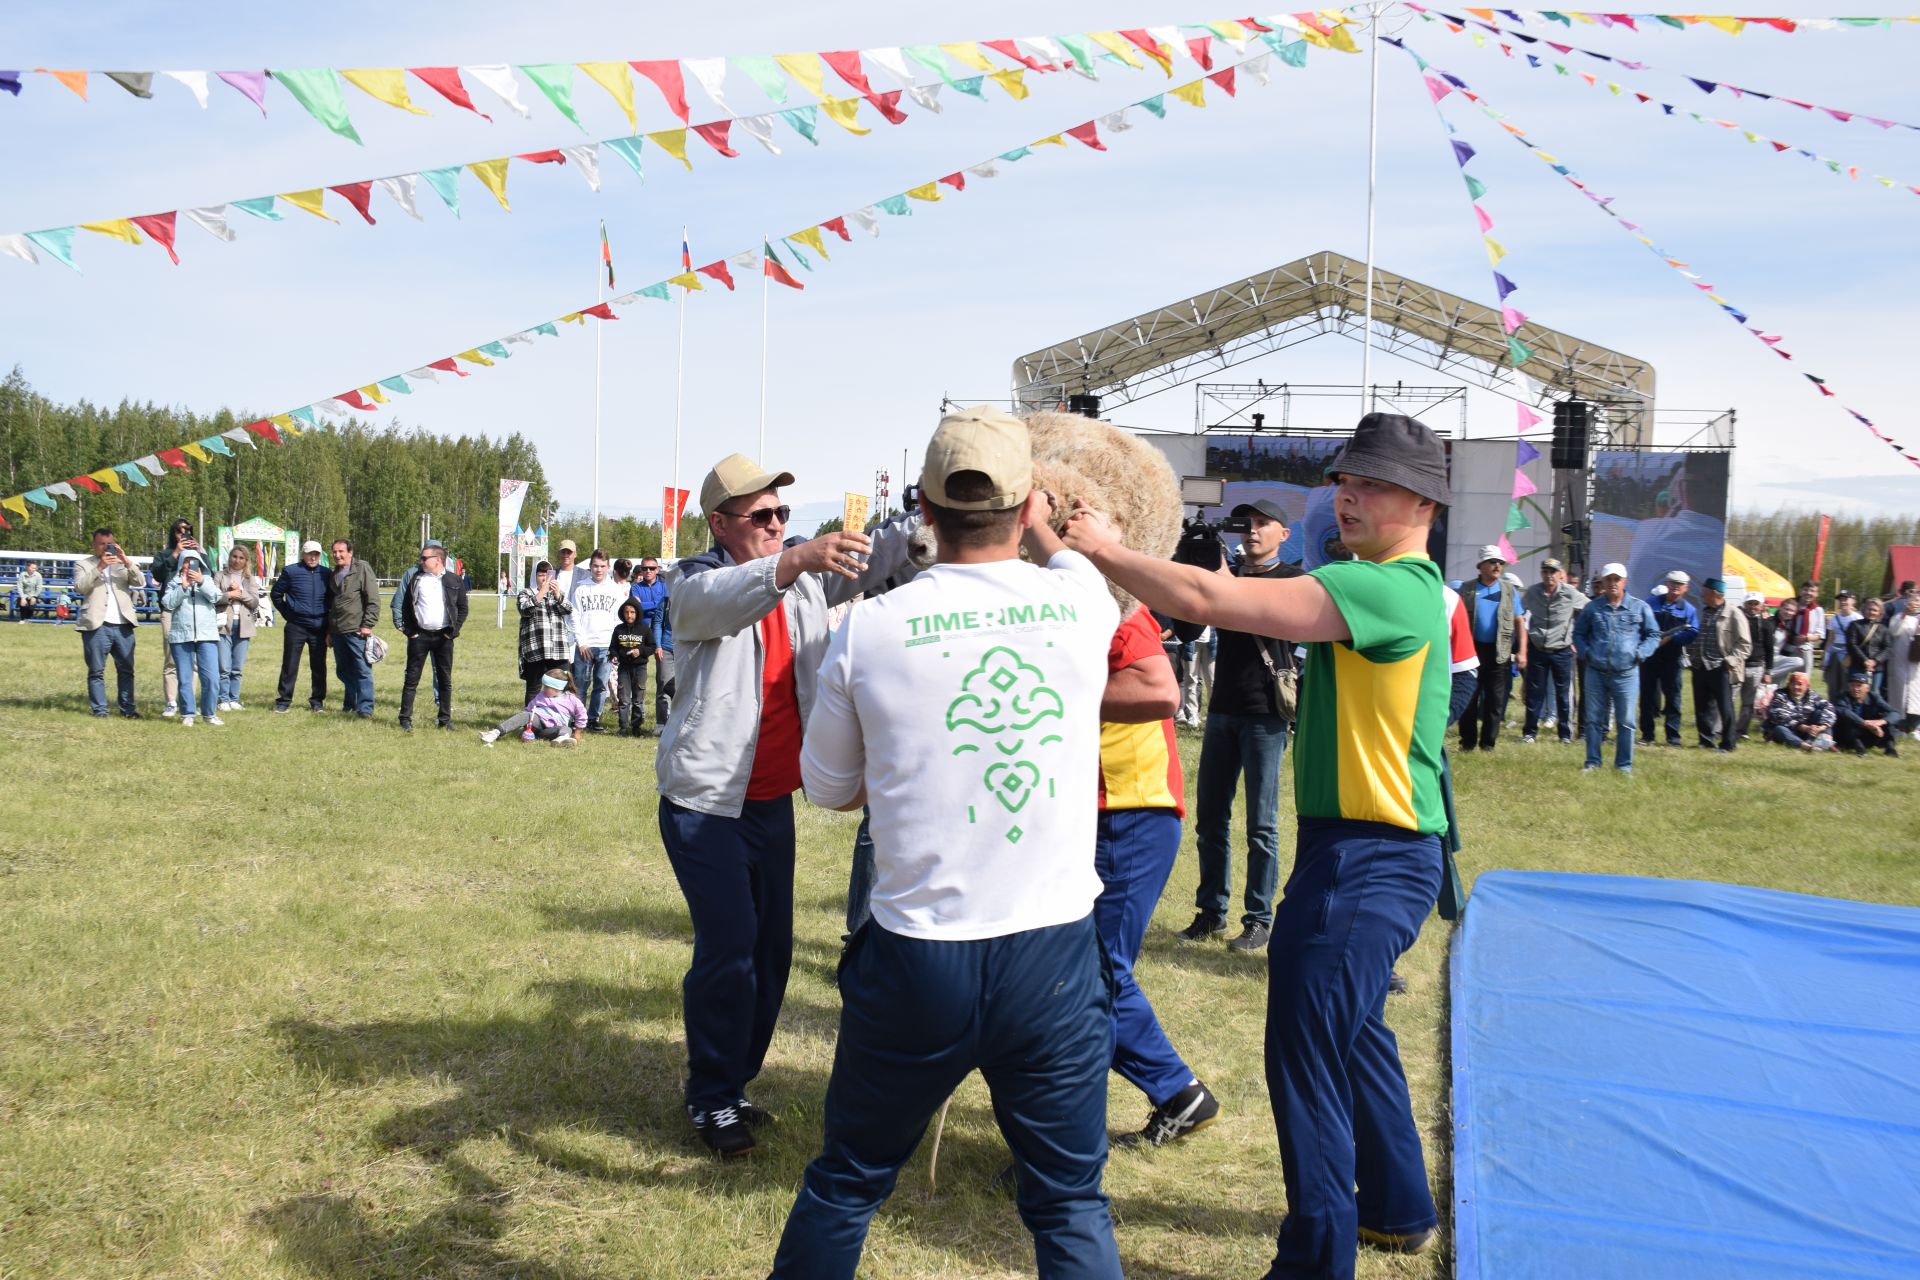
[480,669,587,748]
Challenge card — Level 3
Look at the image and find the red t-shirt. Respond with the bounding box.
[746,602,804,801]
[1098,606,1185,816]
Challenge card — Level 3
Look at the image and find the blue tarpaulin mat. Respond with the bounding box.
[1451,871,1920,1279]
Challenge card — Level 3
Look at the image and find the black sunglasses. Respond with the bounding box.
[718,504,791,529]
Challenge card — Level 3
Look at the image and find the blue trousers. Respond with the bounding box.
[1264,819,1440,1280]
[1094,809,1193,1106]
[218,632,250,704]
[1584,666,1640,771]
[169,639,220,719]
[1194,712,1290,926]
[81,622,137,715]
[574,646,612,725]
[772,914,1120,1280]
[1522,646,1576,740]
[331,632,374,716]
[659,795,795,1115]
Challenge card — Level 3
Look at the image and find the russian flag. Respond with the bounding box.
[680,229,691,271]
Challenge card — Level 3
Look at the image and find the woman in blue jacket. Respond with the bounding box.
[162,549,223,726]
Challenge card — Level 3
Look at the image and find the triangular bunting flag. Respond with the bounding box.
[579,61,638,131]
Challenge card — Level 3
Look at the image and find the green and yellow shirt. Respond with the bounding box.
[1295,555,1450,834]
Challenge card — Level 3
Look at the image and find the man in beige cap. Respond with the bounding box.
[771,406,1123,1278]
[658,450,918,1158]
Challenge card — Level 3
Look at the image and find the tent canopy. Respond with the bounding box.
[1887,545,1920,594]
[1723,543,1792,604]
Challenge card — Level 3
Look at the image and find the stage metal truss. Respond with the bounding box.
[1010,250,1656,444]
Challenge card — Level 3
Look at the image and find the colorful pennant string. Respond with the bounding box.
[1459,12,1918,35]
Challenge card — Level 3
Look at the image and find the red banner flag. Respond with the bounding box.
[157,447,191,470]
[328,181,377,225]
[130,211,180,263]
[409,67,490,120]
[630,60,689,122]
[821,216,851,241]
[691,120,738,157]
[1811,514,1832,584]
[662,485,691,559]
[695,260,736,291]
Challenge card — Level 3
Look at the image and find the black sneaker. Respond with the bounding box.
[398,720,412,733]
[736,1097,774,1128]
[1227,923,1271,952]
[273,704,291,714]
[119,709,142,719]
[690,1104,755,1158]
[1175,913,1227,942]
[1116,1081,1221,1149]
[586,721,608,734]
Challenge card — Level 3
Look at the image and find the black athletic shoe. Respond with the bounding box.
[119,709,142,719]
[736,1097,774,1128]
[1115,1081,1221,1149]
[398,719,412,733]
[1175,913,1227,942]
[1228,922,1271,952]
[586,721,608,734]
[1387,972,1410,995]
[690,1104,755,1158]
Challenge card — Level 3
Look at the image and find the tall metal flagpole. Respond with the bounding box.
[758,237,770,465]
[672,224,687,550]
[1361,3,1382,411]
[593,221,605,550]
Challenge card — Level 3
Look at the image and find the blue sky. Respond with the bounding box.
[5,3,1919,520]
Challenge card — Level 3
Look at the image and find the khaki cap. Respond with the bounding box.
[922,406,1032,511]
[701,452,795,515]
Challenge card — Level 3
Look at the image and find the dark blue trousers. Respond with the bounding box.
[658,795,795,1116]
[1264,819,1441,1280]
[772,914,1121,1280]
[1094,809,1193,1106]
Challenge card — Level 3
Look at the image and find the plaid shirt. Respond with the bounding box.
[516,588,575,665]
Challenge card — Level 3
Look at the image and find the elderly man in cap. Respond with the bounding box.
[1688,577,1752,752]
[1457,545,1527,752]
[1574,563,1662,773]
[1639,569,1699,748]
[270,539,334,713]
[1066,411,1457,1276]
[1519,557,1586,744]
[1832,668,1899,756]
[659,450,917,1159]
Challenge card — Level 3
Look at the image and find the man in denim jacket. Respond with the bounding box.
[1573,562,1661,774]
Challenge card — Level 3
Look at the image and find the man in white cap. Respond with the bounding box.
[1519,557,1586,744]
[1456,545,1527,752]
[269,540,333,713]
[1639,569,1699,747]
[1574,563,1662,773]
[771,406,1123,1278]
[659,451,917,1159]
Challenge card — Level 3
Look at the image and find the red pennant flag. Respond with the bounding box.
[630,60,689,122]
[580,301,620,319]
[335,390,374,411]
[409,67,490,120]
[1208,68,1237,97]
[1242,15,1274,32]
[0,511,9,529]
[242,419,280,443]
[1186,35,1214,70]
[938,171,966,192]
[982,39,1050,72]
[157,447,191,470]
[1772,141,1791,152]
[516,149,567,164]
[1635,92,1650,103]
[866,89,908,125]
[1119,29,1170,69]
[328,181,376,225]
[821,50,875,96]
[695,261,736,291]
[69,473,103,493]
[427,357,469,377]
[691,120,738,156]
[764,252,804,290]
[821,216,851,241]
[1756,17,1796,31]
[1065,121,1106,151]
[130,211,180,264]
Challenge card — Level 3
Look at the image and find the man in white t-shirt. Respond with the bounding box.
[770,407,1123,1279]
[568,549,626,732]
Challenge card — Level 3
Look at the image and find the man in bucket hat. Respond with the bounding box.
[1064,412,1454,1276]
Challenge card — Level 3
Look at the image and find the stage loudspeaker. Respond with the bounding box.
[1067,393,1101,419]
[1551,400,1593,470]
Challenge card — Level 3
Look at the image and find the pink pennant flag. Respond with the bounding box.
[217,70,268,114]
[1424,74,1452,103]
[1207,67,1236,97]
[1501,306,1527,334]
[1474,205,1494,232]
[1497,535,1517,562]
[1516,404,1542,432]
[1512,470,1537,499]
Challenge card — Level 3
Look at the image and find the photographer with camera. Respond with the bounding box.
[1174,497,1301,954]
[73,527,147,718]
[150,517,198,716]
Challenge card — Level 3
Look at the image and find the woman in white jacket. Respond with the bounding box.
[162,549,222,726]
[1887,595,1920,738]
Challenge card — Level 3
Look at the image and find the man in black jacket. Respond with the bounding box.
[1735,589,1776,741]
[270,540,333,713]
[394,540,469,732]
[1833,670,1899,756]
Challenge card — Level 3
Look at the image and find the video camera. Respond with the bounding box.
[1170,513,1251,575]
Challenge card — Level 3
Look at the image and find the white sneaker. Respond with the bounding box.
[229,701,245,711]
[552,735,577,748]
[207,715,225,726]
[161,704,178,718]
[479,728,501,746]
[180,715,195,727]
[218,701,233,712]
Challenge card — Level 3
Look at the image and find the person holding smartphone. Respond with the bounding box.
[150,517,198,715]
[162,548,223,726]
[73,527,147,718]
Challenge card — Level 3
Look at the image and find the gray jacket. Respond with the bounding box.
[657,517,919,818]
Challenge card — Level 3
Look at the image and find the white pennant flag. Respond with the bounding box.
[849,206,881,236]
[738,114,782,155]
[0,233,38,264]
[864,47,916,88]
[466,64,532,117]
[135,455,164,477]
[375,175,423,221]
[1023,36,1069,69]
[561,144,601,191]
[1100,109,1132,133]
[729,248,761,273]
[684,57,732,113]
[965,160,1000,179]
[905,83,943,113]
[1244,53,1273,86]
[1013,37,1060,71]
[223,427,256,449]
[162,70,210,108]
[184,206,236,241]
[1147,26,1184,61]
[504,331,535,346]
[46,482,77,501]
[406,366,440,382]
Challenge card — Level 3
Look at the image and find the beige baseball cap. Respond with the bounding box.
[557,538,578,554]
[701,452,795,515]
[301,540,323,555]
[922,406,1032,511]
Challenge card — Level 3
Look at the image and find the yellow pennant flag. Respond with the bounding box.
[1169,79,1207,109]
[938,41,996,72]
[1032,133,1067,147]
[1325,25,1360,54]
[1703,16,1746,34]
[1,495,29,524]
[1568,10,1599,23]
[647,128,692,170]
[458,347,495,367]
[341,68,428,115]
[905,182,943,202]
[90,468,125,495]
[578,61,637,132]
[1297,27,1335,51]
[467,158,511,210]
[1484,236,1507,266]
[359,383,388,404]
[558,312,585,324]
[1533,149,1557,163]
[820,96,870,135]
[774,52,829,101]
[270,413,300,437]
[181,441,211,463]
[1088,32,1146,70]
[80,219,144,244]
[667,271,704,292]
[279,189,337,222]
[988,69,1029,100]
[790,225,829,259]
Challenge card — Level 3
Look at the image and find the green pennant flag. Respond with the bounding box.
[199,435,234,458]
[783,238,813,271]
[1504,502,1531,534]
[116,463,150,489]
[1506,336,1535,367]
[532,321,560,336]
[478,341,511,360]
[904,45,961,88]
[731,54,789,103]
[951,75,985,98]
[1055,34,1100,79]
[877,194,911,216]
[377,375,412,395]
[604,137,644,178]
[1464,173,1487,199]
[1138,95,1166,119]
[289,406,319,429]
[1263,34,1310,69]
[778,106,819,145]
[635,282,672,300]
[271,68,363,144]
[231,196,283,221]
[999,145,1032,161]
[519,64,584,130]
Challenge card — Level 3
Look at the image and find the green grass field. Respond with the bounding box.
[3,611,1913,1278]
